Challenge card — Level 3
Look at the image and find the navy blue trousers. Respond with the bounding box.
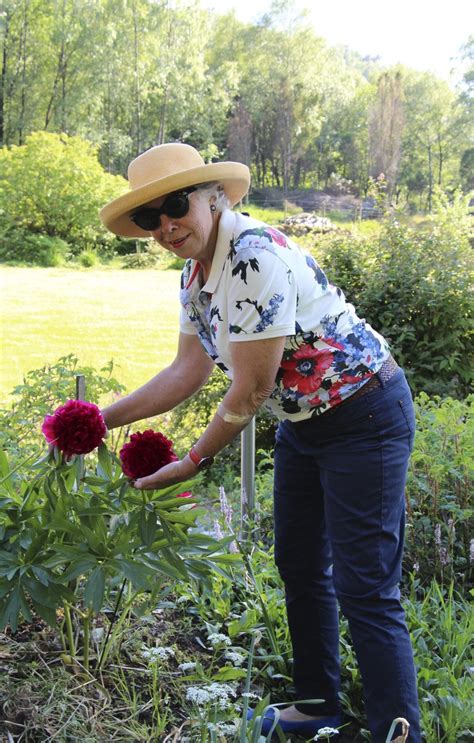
[274,368,421,742]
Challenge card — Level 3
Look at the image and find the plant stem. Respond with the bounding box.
[96,578,127,674]
[64,604,75,657]
[83,611,90,672]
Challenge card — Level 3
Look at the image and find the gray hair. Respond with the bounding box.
[195,181,230,213]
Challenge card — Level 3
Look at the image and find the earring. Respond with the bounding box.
[210,204,217,212]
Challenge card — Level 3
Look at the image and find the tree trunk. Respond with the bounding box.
[427,143,433,212]
[0,8,11,146]
[132,2,141,154]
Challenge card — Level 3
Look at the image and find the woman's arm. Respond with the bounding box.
[133,334,286,488]
[101,332,214,429]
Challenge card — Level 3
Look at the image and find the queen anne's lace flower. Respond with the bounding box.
[186,683,236,710]
[207,632,231,647]
[313,727,340,740]
[225,650,245,666]
[142,645,175,662]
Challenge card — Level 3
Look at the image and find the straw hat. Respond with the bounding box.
[100,143,251,237]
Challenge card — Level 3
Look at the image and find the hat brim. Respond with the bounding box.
[100,161,250,237]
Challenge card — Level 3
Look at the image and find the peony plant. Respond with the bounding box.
[0,400,238,672]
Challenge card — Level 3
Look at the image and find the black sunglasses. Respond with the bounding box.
[130,187,197,231]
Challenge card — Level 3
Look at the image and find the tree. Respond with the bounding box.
[368,70,405,199]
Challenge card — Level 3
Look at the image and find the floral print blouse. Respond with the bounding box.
[179,209,390,421]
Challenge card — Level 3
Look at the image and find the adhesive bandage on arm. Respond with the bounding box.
[217,402,253,426]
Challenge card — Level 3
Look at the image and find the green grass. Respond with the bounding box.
[0,266,182,405]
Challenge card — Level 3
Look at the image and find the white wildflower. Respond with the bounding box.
[470,538,474,564]
[413,561,420,573]
[209,721,238,735]
[313,727,340,740]
[225,650,245,666]
[241,691,259,699]
[434,523,441,546]
[207,632,232,647]
[186,686,212,706]
[142,645,175,663]
[186,682,236,710]
[178,662,197,672]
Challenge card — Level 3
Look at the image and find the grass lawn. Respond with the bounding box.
[0,266,182,405]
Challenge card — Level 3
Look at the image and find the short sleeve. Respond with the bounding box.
[227,248,296,340]
[179,305,197,335]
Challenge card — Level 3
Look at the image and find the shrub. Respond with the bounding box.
[0,131,126,257]
[0,226,69,266]
[315,193,473,397]
[78,249,98,267]
[403,394,473,590]
[0,355,125,462]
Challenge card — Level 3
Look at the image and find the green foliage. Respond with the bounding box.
[316,194,473,396]
[0,132,126,257]
[404,394,473,589]
[0,443,231,671]
[0,225,70,266]
[0,355,125,462]
[405,581,474,743]
[78,249,99,268]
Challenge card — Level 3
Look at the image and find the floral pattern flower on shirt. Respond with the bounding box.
[280,345,334,394]
[229,293,285,335]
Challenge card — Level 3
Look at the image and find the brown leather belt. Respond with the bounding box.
[323,354,399,417]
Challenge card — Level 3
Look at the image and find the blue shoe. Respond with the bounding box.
[246,706,342,737]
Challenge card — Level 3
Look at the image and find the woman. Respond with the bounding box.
[100,143,421,741]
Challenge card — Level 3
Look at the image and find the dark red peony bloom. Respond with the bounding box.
[280,346,334,395]
[119,429,178,479]
[42,399,107,457]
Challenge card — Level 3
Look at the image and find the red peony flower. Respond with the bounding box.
[280,346,334,395]
[42,399,107,457]
[119,429,178,479]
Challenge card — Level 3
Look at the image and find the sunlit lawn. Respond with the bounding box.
[0,266,182,405]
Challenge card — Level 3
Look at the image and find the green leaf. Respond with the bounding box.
[212,666,246,681]
[61,557,98,582]
[31,566,49,586]
[0,585,21,632]
[116,559,149,588]
[209,553,242,564]
[139,509,157,547]
[97,443,113,479]
[83,566,105,613]
[31,599,57,627]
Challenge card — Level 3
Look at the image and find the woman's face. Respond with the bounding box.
[147,188,219,267]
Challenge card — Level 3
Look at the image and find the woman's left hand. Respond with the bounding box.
[133,457,196,490]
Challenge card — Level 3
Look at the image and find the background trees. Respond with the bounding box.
[0,0,472,204]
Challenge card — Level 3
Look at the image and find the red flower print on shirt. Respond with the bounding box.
[281,346,334,395]
[266,227,288,247]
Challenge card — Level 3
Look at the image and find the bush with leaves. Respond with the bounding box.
[0,226,70,266]
[315,192,473,397]
[0,132,127,259]
[0,355,125,463]
[403,393,473,590]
